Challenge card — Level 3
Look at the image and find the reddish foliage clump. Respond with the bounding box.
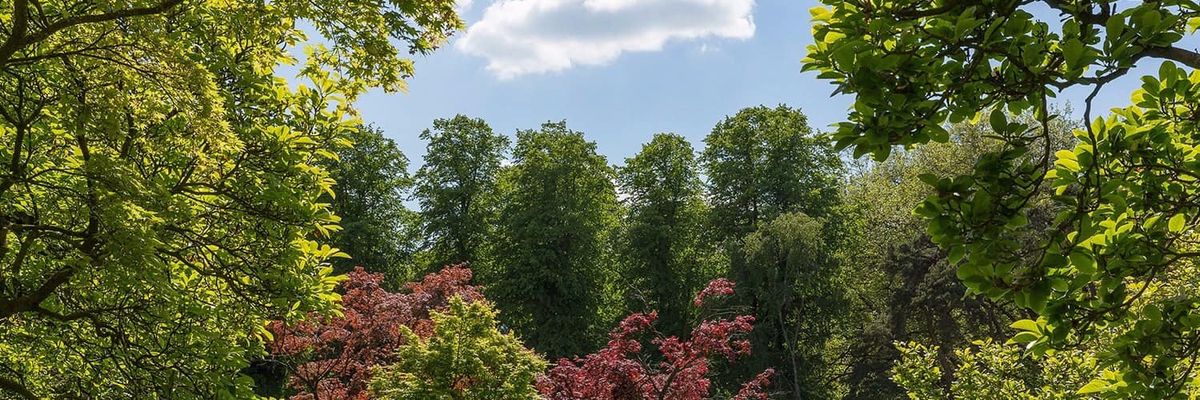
[266,265,482,400]
[692,278,735,307]
[537,279,773,400]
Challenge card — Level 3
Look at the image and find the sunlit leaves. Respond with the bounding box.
[806,0,1200,397]
[371,297,545,400]
[0,0,460,396]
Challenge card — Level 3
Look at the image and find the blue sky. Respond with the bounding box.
[349,0,1184,169]
[356,0,845,167]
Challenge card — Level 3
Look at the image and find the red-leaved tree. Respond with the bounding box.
[536,278,775,400]
[266,265,482,400]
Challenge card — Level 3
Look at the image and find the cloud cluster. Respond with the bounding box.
[457,0,755,79]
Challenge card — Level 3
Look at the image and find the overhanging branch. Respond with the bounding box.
[0,0,185,67]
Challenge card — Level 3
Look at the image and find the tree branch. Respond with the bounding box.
[1143,46,1200,70]
[0,374,37,400]
[0,267,73,320]
[0,0,31,67]
[0,0,185,66]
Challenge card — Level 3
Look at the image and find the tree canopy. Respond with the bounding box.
[490,121,619,359]
[0,0,459,396]
[16,0,1200,397]
[414,115,509,270]
[324,125,420,280]
[808,0,1200,397]
[701,105,842,241]
[617,132,715,335]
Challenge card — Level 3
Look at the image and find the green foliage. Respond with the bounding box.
[0,0,459,397]
[324,125,421,282]
[414,115,510,270]
[837,116,1076,399]
[701,105,842,241]
[893,340,1097,400]
[617,133,717,335]
[732,212,846,399]
[370,297,545,400]
[490,121,619,358]
[807,0,1200,396]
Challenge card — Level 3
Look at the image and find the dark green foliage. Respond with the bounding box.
[616,133,717,335]
[837,117,1076,399]
[414,115,510,270]
[700,105,842,241]
[490,121,619,359]
[732,212,846,399]
[324,125,421,281]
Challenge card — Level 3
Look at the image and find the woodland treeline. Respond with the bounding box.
[245,105,1076,399]
[5,0,1200,399]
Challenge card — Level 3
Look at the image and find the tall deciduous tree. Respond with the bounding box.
[413,115,509,270]
[0,0,460,397]
[700,105,842,241]
[325,125,420,280]
[617,133,714,335]
[731,212,845,399]
[807,1,1200,396]
[490,121,619,359]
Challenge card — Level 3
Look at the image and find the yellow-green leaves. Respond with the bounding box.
[810,6,834,24]
[1055,149,1080,172]
[1077,378,1111,395]
[371,298,545,400]
[0,0,464,396]
[1069,249,1097,276]
[807,1,1200,397]
[1170,213,1187,233]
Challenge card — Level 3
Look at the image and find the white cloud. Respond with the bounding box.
[456,0,755,79]
[456,0,474,13]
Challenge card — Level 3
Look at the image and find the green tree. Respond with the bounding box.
[414,115,509,270]
[700,105,842,241]
[807,1,1200,397]
[837,116,1076,399]
[325,125,420,281]
[0,0,460,397]
[616,133,715,335]
[490,121,619,358]
[893,340,1098,400]
[370,297,545,400]
[732,212,846,399]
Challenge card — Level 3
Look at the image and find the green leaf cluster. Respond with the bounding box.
[807,0,1200,397]
[370,297,545,400]
[0,0,460,396]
